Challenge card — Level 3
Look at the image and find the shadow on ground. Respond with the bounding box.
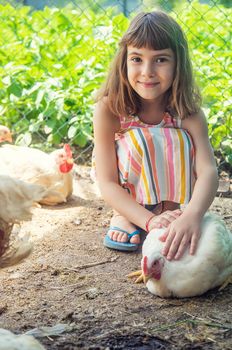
[0,165,232,349]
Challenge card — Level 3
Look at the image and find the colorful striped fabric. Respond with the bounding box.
[115,112,195,205]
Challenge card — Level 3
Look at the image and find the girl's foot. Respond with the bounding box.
[107,202,179,245]
[108,214,140,244]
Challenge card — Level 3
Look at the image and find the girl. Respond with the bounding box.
[93,11,218,260]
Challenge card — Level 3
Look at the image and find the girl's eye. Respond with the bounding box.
[131,57,142,63]
[156,57,167,63]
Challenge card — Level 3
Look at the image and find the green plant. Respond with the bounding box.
[0,4,128,148]
[0,1,231,164]
[172,0,232,164]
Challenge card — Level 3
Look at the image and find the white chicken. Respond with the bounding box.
[128,213,232,298]
[0,175,50,267]
[0,142,74,206]
[0,328,46,350]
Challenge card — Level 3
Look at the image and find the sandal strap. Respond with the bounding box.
[108,226,140,238]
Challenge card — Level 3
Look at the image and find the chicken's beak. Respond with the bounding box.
[66,158,74,164]
[143,273,150,284]
[6,135,12,143]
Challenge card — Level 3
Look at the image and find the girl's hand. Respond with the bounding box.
[148,209,182,230]
[159,213,202,260]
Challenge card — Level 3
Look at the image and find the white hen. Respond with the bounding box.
[0,175,49,267]
[0,329,46,350]
[128,213,232,298]
[0,143,74,205]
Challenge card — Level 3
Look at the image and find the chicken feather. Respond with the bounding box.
[0,329,45,350]
[0,175,50,267]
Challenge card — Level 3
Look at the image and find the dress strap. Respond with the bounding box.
[176,118,182,128]
[117,114,139,134]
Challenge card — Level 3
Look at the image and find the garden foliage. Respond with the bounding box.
[0,1,231,162]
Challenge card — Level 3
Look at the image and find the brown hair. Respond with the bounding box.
[96,11,201,119]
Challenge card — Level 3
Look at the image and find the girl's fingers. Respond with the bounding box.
[155,214,177,227]
[158,217,172,227]
[173,209,182,214]
[171,209,182,217]
[159,228,169,242]
[174,237,189,260]
[149,209,182,231]
[150,222,163,229]
[166,238,184,260]
[190,231,200,255]
[161,230,177,256]
[160,210,182,222]
[163,209,181,216]
[150,217,170,230]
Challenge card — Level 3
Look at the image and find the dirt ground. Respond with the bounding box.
[0,165,232,350]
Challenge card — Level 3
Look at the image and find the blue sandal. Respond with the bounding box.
[104,226,140,251]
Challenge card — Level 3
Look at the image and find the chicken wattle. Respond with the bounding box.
[128,213,232,298]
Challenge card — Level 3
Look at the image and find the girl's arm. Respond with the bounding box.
[93,99,179,231]
[160,109,219,260]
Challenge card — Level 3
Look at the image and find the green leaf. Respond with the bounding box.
[73,132,87,147]
[7,81,22,97]
[15,132,32,146]
[68,125,77,138]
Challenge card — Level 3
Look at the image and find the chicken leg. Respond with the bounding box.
[127,270,146,283]
[219,275,232,291]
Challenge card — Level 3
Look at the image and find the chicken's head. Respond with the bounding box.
[0,125,12,143]
[142,254,165,283]
[54,144,74,173]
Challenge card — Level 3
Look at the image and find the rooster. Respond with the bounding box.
[128,213,232,298]
[0,175,51,267]
[0,142,74,206]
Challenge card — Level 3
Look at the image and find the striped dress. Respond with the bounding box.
[115,112,195,205]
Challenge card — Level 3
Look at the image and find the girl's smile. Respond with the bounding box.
[127,46,175,101]
[138,81,160,88]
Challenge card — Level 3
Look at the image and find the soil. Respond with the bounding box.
[0,165,232,350]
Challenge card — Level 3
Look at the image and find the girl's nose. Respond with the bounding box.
[142,62,155,77]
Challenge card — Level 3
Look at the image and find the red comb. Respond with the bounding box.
[64,144,72,157]
[143,256,148,275]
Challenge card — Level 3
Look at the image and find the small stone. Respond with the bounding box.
[217,179,230,194]
[102,219,110,227]
[85,288,99,299]
[73,219,82,225]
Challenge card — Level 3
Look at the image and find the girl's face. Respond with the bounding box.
[127,46,175,102]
